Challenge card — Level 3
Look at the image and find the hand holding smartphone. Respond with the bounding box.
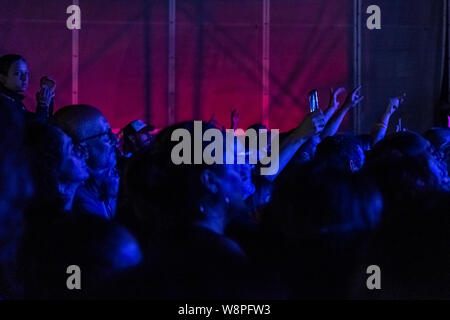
[36,76,56,118]
[40,76,56,93]
[309,89,319,113]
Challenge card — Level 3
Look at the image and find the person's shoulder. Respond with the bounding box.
[0,92,15,109]
[220,235,247,259]
[197,226,248,260]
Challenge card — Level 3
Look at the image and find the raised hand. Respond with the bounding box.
[343,85,364,109]
[295,110,326,138]
[208,114,220,128]
[328,87,346,109]
[36,86,55,108]
[231,109,240,130]
[386,93,406,116]
[324,87,346,123]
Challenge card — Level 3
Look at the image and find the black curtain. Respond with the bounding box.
[359,0,446,133]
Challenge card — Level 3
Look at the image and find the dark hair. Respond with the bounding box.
[0,100,31,298]
[125,121,226,236]
[424,128,450,150]
[263,164,383,298]
[364,131,447,214]
[121,132,136,155]
[356,134,373,152]
[25,215,141,299]
[269,164,382,240]
[23,121,67,214]
[424,128,450,175]
[370,131,431,158]
[315,134,365,172]
[0,54,26,76]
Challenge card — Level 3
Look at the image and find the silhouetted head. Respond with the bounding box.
[32,216,142,299]
[126,121,253,236]
[264,164,383,298]
[0,100,32,298]
[54,105,117,172]
[424,128,450,175]
[0,54,29,95]
[365,131,449,213]
[424,128,450,150]
[270,164,382,242]
[122,120,155,155]
[356,134,373,152]
[315,134,365,172]
[24,122,89,212]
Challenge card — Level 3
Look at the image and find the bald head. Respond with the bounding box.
[54,105,108,142]
[54,105,117,171]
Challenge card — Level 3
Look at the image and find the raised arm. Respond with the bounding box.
[265,110,325,181]
[323,87,346,123]
[35,76,56,120]
[371,93,406,145]
[320,85,364,139]
[230,109,240,130]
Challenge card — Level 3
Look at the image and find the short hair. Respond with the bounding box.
[364,131,446,210]
[356,134,373,152]
[315,134,365,172]
[370,131,431,159]
[266,163,383,240]
[424,128,450,151]
[53,104,105,142]
[0,54,26,76]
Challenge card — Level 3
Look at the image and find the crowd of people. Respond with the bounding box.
[0,53,450,299]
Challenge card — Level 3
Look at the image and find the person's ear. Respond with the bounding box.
[200,169,219,194]
[75,142,90,160]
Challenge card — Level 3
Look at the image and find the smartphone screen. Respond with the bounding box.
[308,90,319,112]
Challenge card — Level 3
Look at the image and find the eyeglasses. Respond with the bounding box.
[76,129,117,144]
[73,129,118,158]
[73,143,88,159]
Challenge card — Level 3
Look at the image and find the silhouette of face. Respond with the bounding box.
[80,115,117,172]
[59,132,89,183]
[218,163,248,212]
[1,59,29,94]
[131,130,152,151]
[218,139,255,214]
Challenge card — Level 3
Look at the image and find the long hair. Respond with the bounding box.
[23,121,66,217]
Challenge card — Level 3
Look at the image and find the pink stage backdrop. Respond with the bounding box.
[0,0,352,132]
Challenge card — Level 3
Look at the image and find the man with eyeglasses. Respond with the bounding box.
[54,104,119,220]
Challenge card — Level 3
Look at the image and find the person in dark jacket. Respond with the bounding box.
[0,54,54,121]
